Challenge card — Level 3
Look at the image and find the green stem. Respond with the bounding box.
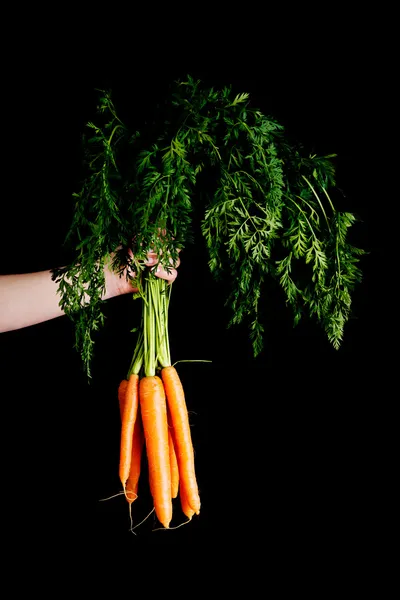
[128,330,144,377]
[321,185,336,214]
[145,276,156,376]
[156,176,171,225]
[335,234,342,288]
[165,282,171,365]
[149,278,163,364]
[302,176,331,232]
[172,359,212,367]
[286,195,318,241]
[160,279,171,367]
[143,284,148,373]
[141,274,173,375]
[148,174,169,197]
[151,277,171,368]
[294,194,319,222]
[237,170,266,196]
[108,124,124,146]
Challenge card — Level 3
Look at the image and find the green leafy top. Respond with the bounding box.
[53,77,366,376]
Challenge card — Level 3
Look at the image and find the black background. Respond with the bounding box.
[0,22,394,574]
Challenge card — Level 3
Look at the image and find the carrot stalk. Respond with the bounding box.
[119,373,139,489]
[139,375,172,528]
[161,365,200,514]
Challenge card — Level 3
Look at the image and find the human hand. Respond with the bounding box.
[106,249,181,298]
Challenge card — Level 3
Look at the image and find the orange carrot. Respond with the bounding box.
[126,413,144,504]
[119,373,139,489]
[180,485,195,520]
[118,377,144,503]
[161,366,200,514]
[168,425,179,499]
[139,376,172,528]
[118,379,129,418]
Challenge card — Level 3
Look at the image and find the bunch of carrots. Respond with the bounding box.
[116,273,201,529]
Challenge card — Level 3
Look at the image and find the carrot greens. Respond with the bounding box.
[53,76,365,376]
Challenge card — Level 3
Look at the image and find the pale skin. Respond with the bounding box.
[0,250,179,334]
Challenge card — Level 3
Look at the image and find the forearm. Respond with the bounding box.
[0,265,124,333]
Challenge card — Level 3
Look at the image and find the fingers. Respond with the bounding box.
[155,267,178,282]
[153,256,180,283]
[126,249,157,275]
[143,252,157,267]
[126,248,180,283]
